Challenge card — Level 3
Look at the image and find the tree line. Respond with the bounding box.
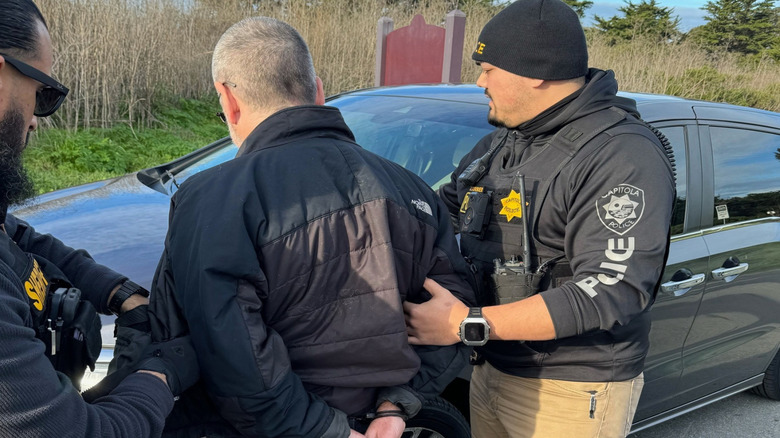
[569,0,779,61]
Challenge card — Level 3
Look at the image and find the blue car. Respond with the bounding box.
[12,84,780,434]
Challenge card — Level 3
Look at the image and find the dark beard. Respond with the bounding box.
[485,91,506,128]
[488,114,505,128]
[0,109,35,214]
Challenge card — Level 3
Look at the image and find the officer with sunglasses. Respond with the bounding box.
[0,1,199,436]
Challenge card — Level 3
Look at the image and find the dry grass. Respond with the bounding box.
[588,32,780,108]
[37,0,780,130]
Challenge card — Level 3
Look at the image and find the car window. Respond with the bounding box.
[710,127,780,224]
[658,126,687,235]
[172,96,494,191]
[333,95,494,189]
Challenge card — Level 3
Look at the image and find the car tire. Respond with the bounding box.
[752,349,780,400]
[404,396,470,438]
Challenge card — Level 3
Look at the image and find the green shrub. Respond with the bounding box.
[25,98,227,194]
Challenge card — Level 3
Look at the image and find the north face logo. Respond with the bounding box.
[412,199,433,216]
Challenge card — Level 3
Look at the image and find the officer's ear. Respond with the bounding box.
[524,77,545,90]
[315,77,325,105]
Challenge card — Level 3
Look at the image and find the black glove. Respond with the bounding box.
[109,305,152,374]
[135,336,199,396]
[83,306,198,401]
[83,305,152,402]
[115,304,151,332]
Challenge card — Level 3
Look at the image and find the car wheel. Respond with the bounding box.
[752,348,780,400]
[403,396,470,438]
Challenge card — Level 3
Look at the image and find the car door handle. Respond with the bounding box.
[711,263,749,281]
[661,273,705,296]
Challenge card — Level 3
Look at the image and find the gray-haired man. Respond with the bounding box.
[149,16,475,438]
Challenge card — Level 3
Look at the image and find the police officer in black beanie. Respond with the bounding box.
[405,0,676,436]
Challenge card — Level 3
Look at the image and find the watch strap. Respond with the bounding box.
[468,307,483,318]
[108,280,149,315]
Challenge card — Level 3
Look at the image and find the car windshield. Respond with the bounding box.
[336,94,493,188]
[171,94,493,190]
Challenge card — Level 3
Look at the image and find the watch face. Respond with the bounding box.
[464,322,486,342]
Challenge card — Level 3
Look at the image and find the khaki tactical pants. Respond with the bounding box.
[470,361,644,438]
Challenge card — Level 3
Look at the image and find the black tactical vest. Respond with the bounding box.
[455,107,666,305]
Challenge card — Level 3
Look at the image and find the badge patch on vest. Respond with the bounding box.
[597,184,645,235]
[499,190,523,222]
[25,259,49,311]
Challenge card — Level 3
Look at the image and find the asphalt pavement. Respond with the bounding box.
[629,391,780,437]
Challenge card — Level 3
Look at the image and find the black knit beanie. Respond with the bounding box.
[472,0,588,80]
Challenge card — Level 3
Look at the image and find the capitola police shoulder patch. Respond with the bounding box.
[596,184,645,235]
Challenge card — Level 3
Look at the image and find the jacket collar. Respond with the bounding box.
[236,105,356,157]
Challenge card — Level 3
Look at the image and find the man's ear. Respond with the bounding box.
[215,82,241,125]
[315,76,325,105]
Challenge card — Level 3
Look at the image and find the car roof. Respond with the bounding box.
[331,84,779,127]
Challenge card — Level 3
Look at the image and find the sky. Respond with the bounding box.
[583,0,711,31]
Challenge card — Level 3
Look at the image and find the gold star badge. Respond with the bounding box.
[499,190,523,222]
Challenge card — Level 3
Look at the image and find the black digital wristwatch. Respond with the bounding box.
[458,307,491,346]
[108,280,150,315]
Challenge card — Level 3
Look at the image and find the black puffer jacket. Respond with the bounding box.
[150,105,475,437]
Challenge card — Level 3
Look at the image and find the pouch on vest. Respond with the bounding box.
[489,263,543,305]
[39,286,102,390]
[486,255,568,305]
[459,190,492,239]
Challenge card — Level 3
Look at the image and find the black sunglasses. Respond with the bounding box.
[1,53,69,117]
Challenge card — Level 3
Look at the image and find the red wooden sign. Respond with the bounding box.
[383,15,445,86]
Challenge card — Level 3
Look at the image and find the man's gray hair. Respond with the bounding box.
[212,17,317,110]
